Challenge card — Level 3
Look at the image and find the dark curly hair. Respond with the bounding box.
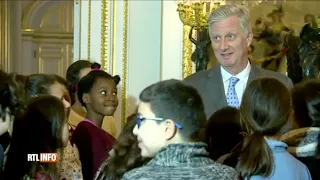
[0,71,26,119]
[77,63,120,107]
[95,114,150,180]
[291,80,320,128]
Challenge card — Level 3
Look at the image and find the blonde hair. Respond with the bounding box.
[208,4,252,38]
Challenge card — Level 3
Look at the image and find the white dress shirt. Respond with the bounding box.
[220,62,251,104]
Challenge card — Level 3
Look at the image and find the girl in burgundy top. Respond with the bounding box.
[72,63,120,180]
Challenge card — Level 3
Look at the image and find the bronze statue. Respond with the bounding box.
[282,31,303,84]
[299,23,320,79]
[189,27,211,72]
[283,23,320,83]
[251,5,291,72]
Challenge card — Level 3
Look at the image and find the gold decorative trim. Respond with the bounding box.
[100,0,109,71]
[21,29,73,39]
[87,0,92,59]
[21,29,73,35]
[78,0,82,60]
[22,0,37,29]
[182,25,193,79]
[22,35,73,39]
[111,0,117,75]
[0,1,10,72]
[22,39,73,44]
[121,0,128,128]
[159,0,163,80]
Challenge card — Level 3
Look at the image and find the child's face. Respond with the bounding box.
[133,102,166,158]
[49,82,71,116]
[62,122,69,147]
[88,78,118,116]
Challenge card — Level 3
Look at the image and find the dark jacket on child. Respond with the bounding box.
[122,142,238,180]
[281,127,320,180]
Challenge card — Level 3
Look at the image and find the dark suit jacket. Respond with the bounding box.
[183,64,293,119]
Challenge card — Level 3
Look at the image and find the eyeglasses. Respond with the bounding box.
[135,116,183,129]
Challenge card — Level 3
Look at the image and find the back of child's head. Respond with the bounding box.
[97,114,148,180]
[26,74,61,96]
[206,106,243,160]
[66,60,93,93]
[291,80,320,128]
[4,95,66,179]
[77,63,120,107]
[0,70,25,118]
[237,77,291,178]
[0,70,12,113]
[139,79,206,141]
[25,74,72,104]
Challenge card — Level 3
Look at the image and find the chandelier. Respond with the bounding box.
[175,0,282,29]
[176,0,226,30]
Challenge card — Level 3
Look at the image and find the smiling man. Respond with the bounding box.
[121,79,238,180]
[184,4,293,119]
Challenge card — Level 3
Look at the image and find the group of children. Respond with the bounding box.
[0,60,120,179]
[0,59,319,180]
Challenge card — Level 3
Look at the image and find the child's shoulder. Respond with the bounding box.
[76,120,94,129]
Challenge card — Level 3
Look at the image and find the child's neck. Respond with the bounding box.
[86,111,104,128]
[72,101,86,117]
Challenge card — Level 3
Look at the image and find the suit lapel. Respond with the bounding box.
[248,64,261,84]
[206,66,227,110]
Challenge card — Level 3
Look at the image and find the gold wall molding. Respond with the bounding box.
[78,0,82,60]
[21,29,73,39]
[100,0,109,71]
[38,57,63,75]
[121,0,129,128]
[22,28,74,35]
[0,1,10,72]
[87,0,92,59]
[22,34,73,39]
[111,0,117,75]
[182,25,193,79]
[22,39,73,44]
[22,0,37,29]
[40,4,64,30]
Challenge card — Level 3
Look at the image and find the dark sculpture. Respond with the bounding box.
[283,23,320,83]
[282,31,303,84]
[189,27,211,72]
[299,23,320,79]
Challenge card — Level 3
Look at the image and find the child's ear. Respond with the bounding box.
[164,119,176,140]
[82,93,90,104]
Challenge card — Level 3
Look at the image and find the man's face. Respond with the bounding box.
[133,102,166,158]
[210,16,252,74]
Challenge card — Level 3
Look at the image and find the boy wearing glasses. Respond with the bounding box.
[122,79,238,180]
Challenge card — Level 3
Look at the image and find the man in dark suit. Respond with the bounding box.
[184,4,293,119]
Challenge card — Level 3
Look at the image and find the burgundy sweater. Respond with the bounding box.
[71,121,115,180]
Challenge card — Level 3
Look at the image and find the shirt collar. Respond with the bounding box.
[266,139,288,152]
[221,61,251,83]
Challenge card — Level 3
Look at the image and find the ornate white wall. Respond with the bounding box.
[73,0,184,133]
